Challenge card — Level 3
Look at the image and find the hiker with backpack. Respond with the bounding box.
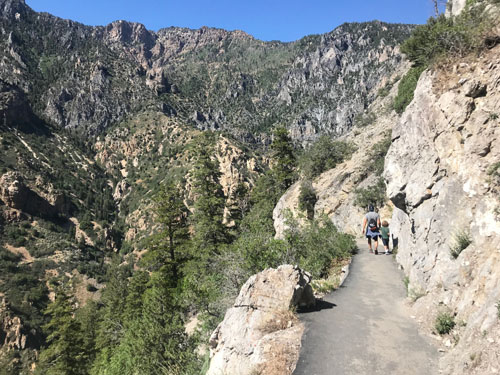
[362,204,381,254]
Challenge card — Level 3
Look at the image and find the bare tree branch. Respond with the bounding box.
[431,0,447,16]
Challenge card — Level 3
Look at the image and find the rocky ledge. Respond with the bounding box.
[207,265,315,375]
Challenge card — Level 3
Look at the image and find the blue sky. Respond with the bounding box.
[27,0,442,42]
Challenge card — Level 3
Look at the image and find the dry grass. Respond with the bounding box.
[260,309,299,335]
[312,257,351,297]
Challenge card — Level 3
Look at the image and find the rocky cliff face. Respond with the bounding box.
[446,0,468,17]
[92,111,262,245]
[0,0,412,143]
[384,42,500,374]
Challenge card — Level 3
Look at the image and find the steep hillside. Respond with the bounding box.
[0,79,116,371]
[0,0,412,143]
[93,111,263,249]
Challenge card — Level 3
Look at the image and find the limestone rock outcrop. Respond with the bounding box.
[0,172,67,218]
[207,265,315,375]
[384,46,500,374]
[446,0,467,17]
[0,299,27,351]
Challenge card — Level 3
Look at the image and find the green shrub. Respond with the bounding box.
[394,2,496,115]
[284,214,356,278]
[299,136,356,179]
[401,15,477,68]
[377,86,390,98]
[298,181,317,220]
[393,66,426,114]
[497,301,500,319]
[435,312,456,335]
[450,230,472,259]
[354,177,387,209]
[487,161,500,178]
[403,276,410,293]
[369,133,392,176]
[354,112,377,128]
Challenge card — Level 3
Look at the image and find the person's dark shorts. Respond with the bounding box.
[382,237,390,246]
[366,234,379,241]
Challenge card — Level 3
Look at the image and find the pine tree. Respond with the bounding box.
[99,271,199,375]
[227,182,249,231]
[90,260,132,375]
[136,271,198,374]
[74,301,99,373]
[184,132,229,315]
[143,180,190,283]
[270,127,297,192]
[36,289,84,375]
[190,132,228,251]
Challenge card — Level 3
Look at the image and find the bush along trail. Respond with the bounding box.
[293,239,438,375]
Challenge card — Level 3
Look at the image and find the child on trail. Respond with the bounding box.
[380,220,391,255]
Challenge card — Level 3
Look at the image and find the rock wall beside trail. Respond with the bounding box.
[207,265,315,375]
[384,45,500,374]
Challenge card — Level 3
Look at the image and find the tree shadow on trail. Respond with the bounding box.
[297,299,336,314]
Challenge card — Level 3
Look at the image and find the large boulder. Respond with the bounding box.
[207,265,315,375]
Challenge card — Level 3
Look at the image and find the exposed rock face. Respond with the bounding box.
[0,80,38,128]
[93,112,262,245]
[0,299,27,350]
[0,0,412,142]
[446,0,467,17]
[207,265,315,375]
[0,172,65,218]
[384,47,500,374]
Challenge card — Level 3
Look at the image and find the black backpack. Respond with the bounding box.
[368,217,378,231]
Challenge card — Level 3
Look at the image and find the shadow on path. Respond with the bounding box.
[298,299,336,314]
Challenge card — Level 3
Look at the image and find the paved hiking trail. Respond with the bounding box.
[294,239,439,375]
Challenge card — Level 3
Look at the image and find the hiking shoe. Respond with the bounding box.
[369,249,373,253]
[385,251,390,255]
[374,249,378,255]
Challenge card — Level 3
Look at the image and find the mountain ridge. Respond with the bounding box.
[1,0,413,142]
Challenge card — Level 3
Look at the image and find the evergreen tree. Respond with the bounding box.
[74,301,99,373]
[190,132,228,250]
[121,270,149,325]
[227,182,249,231]
[270,127,297,192]
[98,271,199,375]
[136,270,198,374]
[184,132,229,317]
[91,260,132,375]
[36,289,84,375]
[143,180,190,283]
